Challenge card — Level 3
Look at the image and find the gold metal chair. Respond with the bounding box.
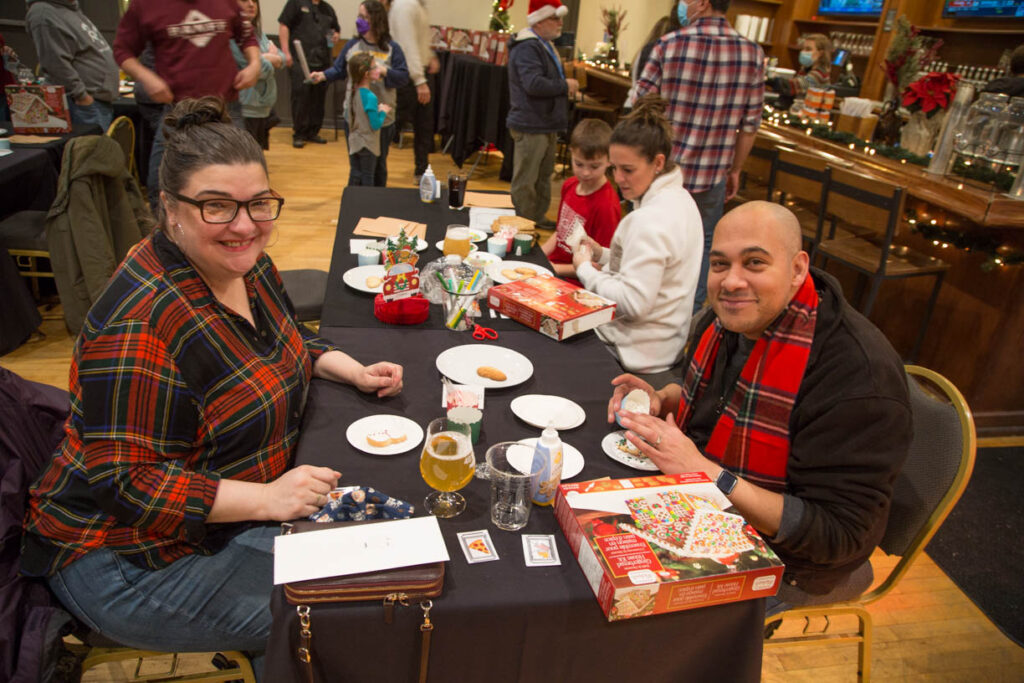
[106,114,141,188]
[75,641,256,682]
[764,364,977,683]
[814,165,949,361]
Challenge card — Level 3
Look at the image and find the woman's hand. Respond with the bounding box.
[259,465,341,521]
[353,362,403,397]
[309,71,327,84]
[606,373,662,423]
[572,243,593,271]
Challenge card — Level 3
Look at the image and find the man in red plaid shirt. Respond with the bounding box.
[633,0,764,312]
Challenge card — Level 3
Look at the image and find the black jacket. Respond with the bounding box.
[506,28,568,134]
[685,269,911,594]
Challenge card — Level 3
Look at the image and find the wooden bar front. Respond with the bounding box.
[756,124,1024,437]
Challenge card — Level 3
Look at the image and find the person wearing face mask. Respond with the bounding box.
[624,2,681,111]
[310,0,409,187]
[631,0,765,315]
[278,0,341,148]
[571,95,703,381]
[772,33,833,103]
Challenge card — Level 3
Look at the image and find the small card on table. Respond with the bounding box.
[522,534,560,567]
[457,529,499,563]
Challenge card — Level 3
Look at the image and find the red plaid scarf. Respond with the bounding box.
[675,275,819,491]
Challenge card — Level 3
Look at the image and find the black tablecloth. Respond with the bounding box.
[323,186,551,330]
[0,253,41,354]
[2,120,103,167]
[0,148,56,220]
[436,54,512,171]
[264,327,765,682]
[264,187,766,681]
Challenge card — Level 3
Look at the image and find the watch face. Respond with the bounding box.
[717,470,738,495]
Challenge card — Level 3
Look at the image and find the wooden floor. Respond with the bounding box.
[4,127,1022,682]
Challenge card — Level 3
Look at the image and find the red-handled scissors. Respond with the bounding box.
[472,324,499,341]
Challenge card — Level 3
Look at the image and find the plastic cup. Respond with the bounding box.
[512,233,533,256]
[486,442,537,532]
[357,249,379,265]
[447,406,482,443]
[441,291,476,331]
[447,171,467,210]
[486,236,507,257]
[443,226,472,258]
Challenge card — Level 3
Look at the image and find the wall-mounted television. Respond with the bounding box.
[817,0,884,17]
[943,0,1024,18]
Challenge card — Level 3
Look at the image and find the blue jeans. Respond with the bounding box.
[349,149,378,186]
[48,525,279,680]
[147,99,244,209]
[374,123,393,187]
[69,99,114,131]
[690,180,727,312]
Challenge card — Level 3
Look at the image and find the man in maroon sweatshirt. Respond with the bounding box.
[113,0,261,206]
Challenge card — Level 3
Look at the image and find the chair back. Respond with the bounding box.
[864,365,976,604]
[106,115,137,181]
[773,147,829,205]
[743,135,779,188]
[823,165,905,240]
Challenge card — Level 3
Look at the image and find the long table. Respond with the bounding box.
[264,187,766,682]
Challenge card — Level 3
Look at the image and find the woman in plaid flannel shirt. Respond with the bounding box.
[22,97,404,678]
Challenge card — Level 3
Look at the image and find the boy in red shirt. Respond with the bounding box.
[541,118,621,285]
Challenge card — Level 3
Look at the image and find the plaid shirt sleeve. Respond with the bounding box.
[635,39,664,100]
[740,50,765,133]
[76,320,220,545]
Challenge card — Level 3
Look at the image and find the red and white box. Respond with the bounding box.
[470,30,492,61]
[5,84,71,134]
[554,473,784,621]
[488,33,511,66]
[487,275,615,341]
[446,28,473,53]
[429,25,449,50]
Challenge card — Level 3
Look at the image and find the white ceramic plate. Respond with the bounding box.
[433,240,478,254]
[435,344,533,388]
[385,236,429,252]
[601,431,659,472]
[342,264,387,294]
[466,228,488,243]
[511,394,585,431]
[345,414,424,455]
[485,260,553,285]
[507,438,585,480]
[464,251,502,269]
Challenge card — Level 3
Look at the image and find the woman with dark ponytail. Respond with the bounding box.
[22,97,405,679]
[572,95,703,380]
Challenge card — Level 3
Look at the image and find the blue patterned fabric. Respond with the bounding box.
[309,486,414,522]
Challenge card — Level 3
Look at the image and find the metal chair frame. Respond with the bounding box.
[764,364,977,682]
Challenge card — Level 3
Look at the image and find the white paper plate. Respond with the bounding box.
[601,431,659,472]
[342,264,387,294]
[385,236,429,252]
[511,394,585,431]
[345,414,424,455]
[435,344,533,388]
[466,228,488,243]
[507,438,585,480]
[464,251,502,269]
[433,240,478,254]
[485,260,553,285]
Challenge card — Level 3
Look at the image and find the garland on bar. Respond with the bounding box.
[762,110,931,166]
[906,209,1024,271]
[949,157,1015,193]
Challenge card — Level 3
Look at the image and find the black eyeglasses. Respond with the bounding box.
[169,191,285,224]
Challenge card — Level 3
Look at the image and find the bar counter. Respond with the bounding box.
[757,123,1023,437]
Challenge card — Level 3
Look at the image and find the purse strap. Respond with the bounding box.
[294,596,435,683]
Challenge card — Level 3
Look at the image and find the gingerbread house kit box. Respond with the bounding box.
[487,276,615,341]
[554,473,784,621]
[5,84,71,134]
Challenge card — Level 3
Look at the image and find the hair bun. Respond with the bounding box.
[163,96,232,132]
[630,94,668,122]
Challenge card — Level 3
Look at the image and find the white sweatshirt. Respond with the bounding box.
[576,167,703,373]
[388,0,434,86]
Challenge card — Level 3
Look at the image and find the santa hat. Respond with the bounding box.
[528,0,568,26]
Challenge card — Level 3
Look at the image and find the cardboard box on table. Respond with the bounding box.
[554,473,784,621]
[5,84,71,134]
[487,275,615,341]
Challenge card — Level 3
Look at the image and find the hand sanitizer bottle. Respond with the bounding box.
[420,165,437,203]
[530,425,563,506]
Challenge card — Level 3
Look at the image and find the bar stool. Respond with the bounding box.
[814,166,949,361]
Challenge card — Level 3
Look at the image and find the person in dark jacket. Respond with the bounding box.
[506,0,578,226]
[983,44,1024,98]
[608,200,911,613]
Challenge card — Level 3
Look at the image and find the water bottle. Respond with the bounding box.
[419,164,437,203]
[529,425,563,506]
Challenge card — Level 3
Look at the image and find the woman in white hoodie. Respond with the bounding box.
[573,95,703,378]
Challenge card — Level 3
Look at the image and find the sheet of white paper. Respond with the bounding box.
[468,207,516,234]
[350,238,380,254]
[273,516,450,585]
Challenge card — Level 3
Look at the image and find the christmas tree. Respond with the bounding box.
[490,0,513,32]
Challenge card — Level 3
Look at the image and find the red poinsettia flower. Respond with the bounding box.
[902,72,960,118]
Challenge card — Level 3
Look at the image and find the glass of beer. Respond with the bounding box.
[442,225,472,259]
[419,417,475,518]
[447,171,467,210]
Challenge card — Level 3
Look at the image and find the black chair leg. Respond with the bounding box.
[909,271,945,363]
[861,273,883,317]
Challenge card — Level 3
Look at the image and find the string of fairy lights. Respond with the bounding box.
[761,106,1023,270]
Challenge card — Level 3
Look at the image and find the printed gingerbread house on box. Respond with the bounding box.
[5,84,71,134]
[554,473,784,621]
